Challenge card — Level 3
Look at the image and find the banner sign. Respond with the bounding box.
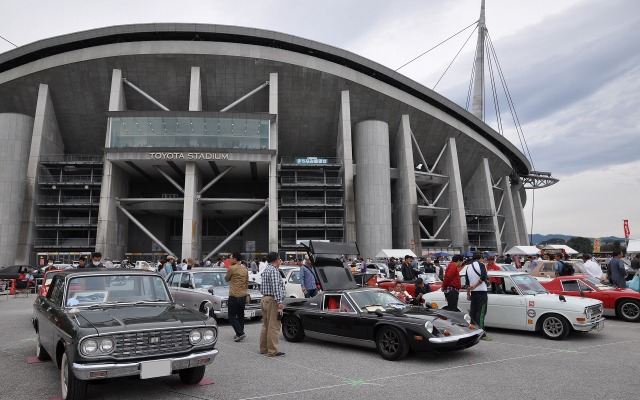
[624,220,630,239]
[593,238,601,253]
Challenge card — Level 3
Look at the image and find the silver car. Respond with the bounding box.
[167,268,263,321]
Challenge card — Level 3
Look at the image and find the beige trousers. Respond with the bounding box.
[259,296,281,356]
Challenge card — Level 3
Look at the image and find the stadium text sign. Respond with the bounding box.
[148,152,229,160]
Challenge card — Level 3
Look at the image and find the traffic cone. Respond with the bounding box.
[9,279,16,296]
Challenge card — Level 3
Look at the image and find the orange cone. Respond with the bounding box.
[9,279,16,295]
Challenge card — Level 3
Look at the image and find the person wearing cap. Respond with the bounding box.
[413,277,431,303]
[225,252,249,342]
[299,255,318,298]
[165,255,175,276]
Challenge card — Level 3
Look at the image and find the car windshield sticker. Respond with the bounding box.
[529,301,535,307]
[527,309,536,318]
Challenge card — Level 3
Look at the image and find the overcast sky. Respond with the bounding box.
[1,0,638,239]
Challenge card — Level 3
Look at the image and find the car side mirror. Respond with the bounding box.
[202,300,213,315]
[374,309,384,317]
[558,294,566,302]
[208,287,214,294]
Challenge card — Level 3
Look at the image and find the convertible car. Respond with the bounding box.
[423,271,605,340]
[540,276,640,322]
[281,242,484,361]
[33,269,219,400]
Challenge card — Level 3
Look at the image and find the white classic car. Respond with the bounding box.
[422,271,605,340]
[279,266,305,298]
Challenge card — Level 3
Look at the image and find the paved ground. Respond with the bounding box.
[1,293,638,400]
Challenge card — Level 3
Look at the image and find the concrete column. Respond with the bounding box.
[392,115,420,254]
[268,72,279,252]
[16,84,65,264]
[512,184,529,245]
[96,161,130,259]
[189,67,202,111]
[499,176,521,250]
[464,159,501,253]
[439,137,468,250]
[337,90,356,243]
[0,113,34,266]
[108,69,127,112]
[353,120,392,259]
[181,162,202,260]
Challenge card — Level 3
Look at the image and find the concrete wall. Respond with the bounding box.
[16,84,65,264]
[181,162,202,260]
[268,72,279,252]
[512,184,529,245]
[392,115,420,253]
[0,113,34,266]
[353,120,392,258]
[499,176,521,250]
[96,161,130,259]
[439,138,468,250]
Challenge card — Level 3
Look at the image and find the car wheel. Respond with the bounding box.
[616,299,640,322]
[281,315,305,342]
[540,314,570,340]
[36,333,50,361]
[60,351,87,400]
[375,326,409,360]
[178,366,206,384]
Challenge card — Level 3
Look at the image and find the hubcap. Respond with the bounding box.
[285,319,298,336]
[61,353,68,399]
[543,317,563,337]
[380,330,399,354]
[622,302,640,319]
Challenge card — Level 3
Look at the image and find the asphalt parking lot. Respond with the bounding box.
[1,293,638,400]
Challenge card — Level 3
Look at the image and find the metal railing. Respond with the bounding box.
[36,217,98,226]
[34,238,97,247]
[280,176,342,186]
[280,217,344,226]
[38,175,102,184]
[280,197,343,206]
[37,196,99,205]
[465,208,494,217]
[40,154,103,163]
[280,237,344,246]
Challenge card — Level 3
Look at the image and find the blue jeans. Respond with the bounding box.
[304,288,318,298]
[228,296,246,336]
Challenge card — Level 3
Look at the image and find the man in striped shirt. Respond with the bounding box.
[259,252,287,357]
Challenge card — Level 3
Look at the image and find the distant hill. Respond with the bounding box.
[529,234,626,245]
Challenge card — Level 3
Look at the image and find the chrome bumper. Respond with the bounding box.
[72,348,219,380]
[428,329,484,343]
[213,308,262,320]
[573,317,605,331]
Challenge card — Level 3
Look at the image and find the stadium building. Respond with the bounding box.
[0,23,534,265]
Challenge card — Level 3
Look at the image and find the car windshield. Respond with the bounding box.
[511,274,547,295]
[65,274,170,307]
[193,272,228,289]
[582,276,613,291]
[500,264,518,271]
[419,273,442,283]
[348,290,406,310]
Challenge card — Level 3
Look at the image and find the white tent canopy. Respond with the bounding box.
[503,246,541,256]
[542,244,578,254]
[375,249,417,259]
[627,239,640,253]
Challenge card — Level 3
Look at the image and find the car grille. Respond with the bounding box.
[586,304,603,321]
[110,328,192,359]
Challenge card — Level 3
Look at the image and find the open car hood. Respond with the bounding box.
[303,241,360,291]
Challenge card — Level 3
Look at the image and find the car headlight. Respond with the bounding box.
[189,329,202,344]
[99,338,115,353]
[221,300,228,308]
[585,307,593,319]
[202,328,216,343]
[463,314,472,324]
[81,339,98,355]
[424,321,434,334]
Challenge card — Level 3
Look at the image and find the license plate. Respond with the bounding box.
[140,360,171,379]
[244,310,255,318]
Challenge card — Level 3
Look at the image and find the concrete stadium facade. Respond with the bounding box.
[0,24,531,266]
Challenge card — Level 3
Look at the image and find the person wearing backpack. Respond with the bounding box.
[554,253,574,277]
[466,252,491,341]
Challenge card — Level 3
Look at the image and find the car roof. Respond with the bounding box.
[54,268,159,277]
[184,268,227,272]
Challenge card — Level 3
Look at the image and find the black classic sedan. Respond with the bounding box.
[32,269,219,400]
[281,242,484,360]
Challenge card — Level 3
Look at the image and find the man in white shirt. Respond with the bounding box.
[466,252,491,340]
[582,254,604,280]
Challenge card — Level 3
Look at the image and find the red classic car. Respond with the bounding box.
[540,276,640,322]
[39,269,64,296]
[376,273,443,295]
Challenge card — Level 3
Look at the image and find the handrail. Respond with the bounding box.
[38,175,102,183]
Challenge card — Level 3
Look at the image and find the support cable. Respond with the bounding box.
[395,20,478,71]
[485,35,503,135]
[0,35,18,48]
[465,52,477,110]
[433,24,478,90]
[529,188,535,245]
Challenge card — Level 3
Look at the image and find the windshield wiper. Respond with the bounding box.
[133,300,170,305]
